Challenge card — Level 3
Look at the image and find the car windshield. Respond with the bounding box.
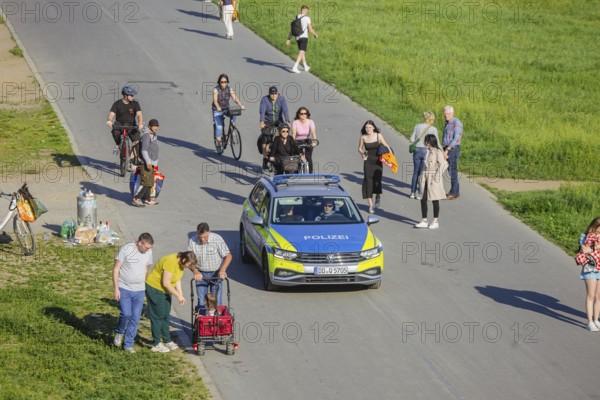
[272,196,363,224]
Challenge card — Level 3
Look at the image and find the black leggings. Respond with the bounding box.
[420,181,439,219]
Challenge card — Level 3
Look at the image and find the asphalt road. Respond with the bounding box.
[4,1,598,399]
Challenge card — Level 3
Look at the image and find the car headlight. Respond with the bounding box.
[273,248,298,261]
[360,245,382,259]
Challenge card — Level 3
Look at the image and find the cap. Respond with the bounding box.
[148,119,159,127]
[269,86,278,94]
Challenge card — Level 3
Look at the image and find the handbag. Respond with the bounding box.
[29,198,48,219]
[16,194,36,222]
[409,125,432,153]
[282,155,300,173]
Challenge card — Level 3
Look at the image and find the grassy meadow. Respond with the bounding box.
[0,238,209,400]
[240,0,600,181]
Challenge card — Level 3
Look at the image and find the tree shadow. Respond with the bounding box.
[51,153,80,167]
[243,57,291,73]
[79,155,121,177]
[43,306,116,345]
[474,285,586,327]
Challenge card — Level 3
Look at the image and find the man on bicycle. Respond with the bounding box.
[106,86,144,164]
[213,73,245,154]
[259,86,289,170]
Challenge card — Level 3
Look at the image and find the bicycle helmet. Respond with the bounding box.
[121,86,137,96]
[279,123,290,131]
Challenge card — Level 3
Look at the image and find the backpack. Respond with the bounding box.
[290,15,305,37]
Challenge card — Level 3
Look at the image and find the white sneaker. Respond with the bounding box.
[113,333,123,347]
[416,194,422,200]
[151,343,170,352]
[304,65,310,72]
[588,322,600,332]
[595,320,600,330]
[415,221,428,228]
[124,347,136,353]
[291,67,301,74]
[428,222,440,230]
[409,193,415,199]
[113,146,119,156]
[368,207,375,214]
[164,341,179,351]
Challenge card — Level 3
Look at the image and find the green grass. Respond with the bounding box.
[0,101,80,171]
[9,45,22,57]
[241,0,600,181]
[492,183,600,255]
[0,238,210,400]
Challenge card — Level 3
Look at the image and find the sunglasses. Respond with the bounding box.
[281,129,289,133]
[324,204,334,208]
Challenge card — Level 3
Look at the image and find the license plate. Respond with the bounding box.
[314,266,348,275]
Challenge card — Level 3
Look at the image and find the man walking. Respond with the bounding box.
[442,105,463,200]
[113,233,154,353]
[286,5,318,74]
[188,222,232,313]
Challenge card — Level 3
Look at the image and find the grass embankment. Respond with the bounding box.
[0,239,209,400]
[241,0,600,247]
[242,0,600,181]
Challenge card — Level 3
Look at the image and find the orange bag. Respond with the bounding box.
[16,194,35,222]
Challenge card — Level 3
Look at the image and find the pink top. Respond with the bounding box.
[292,119,315,140]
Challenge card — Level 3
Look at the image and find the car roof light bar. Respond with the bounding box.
[271,174,341,189]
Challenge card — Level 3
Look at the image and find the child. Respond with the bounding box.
[575,217,600,331]
[205,293,218,316]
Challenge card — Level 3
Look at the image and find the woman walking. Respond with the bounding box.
[358,120,392,214]
[575,217,600,331]
[291,107,317,173]
[409,111,437,200]
[145,251,197,352]
[415,134,448,229]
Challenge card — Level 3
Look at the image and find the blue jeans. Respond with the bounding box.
[195,271,223,313]
[410,147,427,195]
[447,145,460,196]
[213,109,237,139]
[115,288,145,349]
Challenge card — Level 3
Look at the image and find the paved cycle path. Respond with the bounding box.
[4,1,597,398]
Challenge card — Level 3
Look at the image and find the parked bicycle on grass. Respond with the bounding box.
[0,186,36,255]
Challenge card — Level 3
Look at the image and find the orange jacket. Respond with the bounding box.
[380,152,398,174]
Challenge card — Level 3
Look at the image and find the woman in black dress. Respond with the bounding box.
[358,120,392,214]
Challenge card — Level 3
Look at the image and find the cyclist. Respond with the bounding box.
[268,124,301,175]
[107,86,144,166]
[213,73,245,154]
[259,86,289,170]
[291,106,317,173]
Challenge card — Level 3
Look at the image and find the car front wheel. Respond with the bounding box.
[262,253,279,292]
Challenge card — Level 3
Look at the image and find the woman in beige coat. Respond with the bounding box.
[415,134,448,229]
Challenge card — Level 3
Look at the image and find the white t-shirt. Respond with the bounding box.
[116,242,153,292]
[296,14,311,39]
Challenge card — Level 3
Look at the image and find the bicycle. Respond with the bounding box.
[112,123,139,177]
[0,189,35,255]
[260,123,280,173]
[296,138,319,174]
[214,108,242,160]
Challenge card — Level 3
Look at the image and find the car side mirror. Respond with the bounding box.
[366,215,380,226]
[251,216,265,227]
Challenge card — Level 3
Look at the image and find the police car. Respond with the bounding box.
[239,175,384,291]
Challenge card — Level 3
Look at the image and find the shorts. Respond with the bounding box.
[580,269,600,280]
[296,38,308,52]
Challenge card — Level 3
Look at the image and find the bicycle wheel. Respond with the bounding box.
[230,125,242,160]
[119,139,130,177]
[13,214,35,255]
[299,160,309,174]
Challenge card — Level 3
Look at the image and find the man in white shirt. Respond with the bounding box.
[112,233,154,353]
[286,5,318,73]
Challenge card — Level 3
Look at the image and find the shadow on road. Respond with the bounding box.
[475,285,586,327]
[176,8,220,21]
[180,27,223,39]
[243,57,291,73]
[201,187,246,205]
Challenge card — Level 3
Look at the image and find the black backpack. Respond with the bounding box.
[290,15,305,37]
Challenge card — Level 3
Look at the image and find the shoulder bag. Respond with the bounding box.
[409,125,431,153]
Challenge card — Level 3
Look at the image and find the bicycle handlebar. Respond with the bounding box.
[112,123,138,130]
[297,139,319,148]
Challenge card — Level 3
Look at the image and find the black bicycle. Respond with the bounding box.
[113,123,138,177]
[214,108,242,160]
[296,138,319,174]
